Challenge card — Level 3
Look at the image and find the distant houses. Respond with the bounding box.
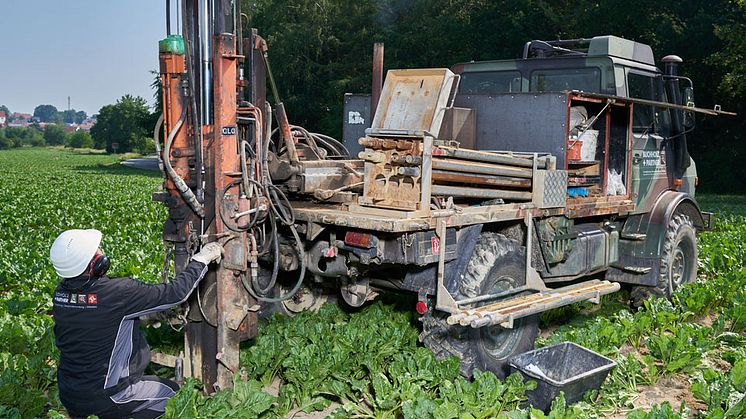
[6,112,34,127]
[3,112,94,132]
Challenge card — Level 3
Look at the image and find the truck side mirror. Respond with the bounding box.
[683,86,694,107]
[683,87,695,129]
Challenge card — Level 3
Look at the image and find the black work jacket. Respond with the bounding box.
[52,260,207,406]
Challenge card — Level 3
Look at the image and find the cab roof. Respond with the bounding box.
[455,35,656,71]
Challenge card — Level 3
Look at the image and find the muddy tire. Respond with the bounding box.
[631,213,698,307]
[419,313,476,377]
[419,232,539,378]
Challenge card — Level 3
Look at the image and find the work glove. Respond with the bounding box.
[192,242,224,265]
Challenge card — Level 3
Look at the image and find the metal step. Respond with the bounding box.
[446,280,620,329]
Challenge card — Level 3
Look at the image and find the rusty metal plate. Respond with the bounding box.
[371,69,456,136]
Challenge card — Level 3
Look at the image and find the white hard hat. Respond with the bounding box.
[50,229,102,278]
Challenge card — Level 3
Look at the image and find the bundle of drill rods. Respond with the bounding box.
[430,147,546,201]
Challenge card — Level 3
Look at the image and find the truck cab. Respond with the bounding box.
[453,35,672,134]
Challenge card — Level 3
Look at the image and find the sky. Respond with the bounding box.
[0,0,169,116]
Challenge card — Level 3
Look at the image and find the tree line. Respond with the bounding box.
[0,95,156,154]
[0,104,88,125]
[0,124,94,150]
[244,0,746,193]
[32,104,88,125]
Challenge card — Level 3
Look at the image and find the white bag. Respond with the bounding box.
[606,169,627,196]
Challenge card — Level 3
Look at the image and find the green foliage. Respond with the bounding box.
[166,301,536,418]
[646,323,712,374]
[90,94,153,153]
[33,105,60,123]
[248,0,386,137]
[0,148,165,417]
[528,392,588,418]
[43,124,67,146]
[711,2,746,98]
[691,361,746,418]
[60,109,87,125]
[0,125,45,148]
[163,376,276,419]
[626,401,689,419]
[0,309,59,418]
[65,130,94,149]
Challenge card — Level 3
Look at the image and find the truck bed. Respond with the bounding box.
[292,197,635,234]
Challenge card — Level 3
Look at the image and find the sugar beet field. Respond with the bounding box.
[0,148,744,419]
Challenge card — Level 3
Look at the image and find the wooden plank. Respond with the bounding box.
[432,170,532,188]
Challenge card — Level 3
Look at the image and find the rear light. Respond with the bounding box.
[695,176,699,187]
[673,178,683,187]
[344,231,372,248]
[415,301,427,315]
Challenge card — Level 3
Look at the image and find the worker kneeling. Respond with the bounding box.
[50,229,223,419]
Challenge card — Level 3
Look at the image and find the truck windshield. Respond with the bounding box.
[459,70,522,94]
[530,68,601,93]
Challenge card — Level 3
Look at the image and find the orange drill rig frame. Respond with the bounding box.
[155,0,271,392]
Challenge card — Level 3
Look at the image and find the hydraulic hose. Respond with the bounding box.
[180,2,205,208]
[239,139,252,198]
[269,125,348,159]
[241,221,306,303]
[251,212,280,295]
[153,114,165,174]
[163,107,205,217]
[263,102,272,182]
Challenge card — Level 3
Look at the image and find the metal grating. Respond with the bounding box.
[543,170,567,208]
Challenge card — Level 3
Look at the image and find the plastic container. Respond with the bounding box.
[508,342,616,411]
[567,187,589,198]
[159,35,185,55]
[568,129,598,162]
[579,130,598,161]
[567,137,583,160]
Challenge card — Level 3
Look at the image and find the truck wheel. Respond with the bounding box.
[419,313,476,377]
[462,233,539,378]
[419,232,538,378]
[631,213,698,307]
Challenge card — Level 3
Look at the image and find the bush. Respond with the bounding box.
[23,131,45,147]
[43,124,67,146]
[65,131,94,149]
[136,136,156,155]
[0,126,44,148]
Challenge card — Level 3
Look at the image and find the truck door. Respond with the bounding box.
[627,70,672,213]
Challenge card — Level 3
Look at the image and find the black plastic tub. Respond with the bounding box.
[508,342,616,411]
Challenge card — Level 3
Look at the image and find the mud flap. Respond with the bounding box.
[401,224,483,295]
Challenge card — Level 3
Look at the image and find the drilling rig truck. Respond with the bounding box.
[153,0,732,391]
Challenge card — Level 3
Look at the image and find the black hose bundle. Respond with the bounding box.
[270,125,350,159]
[237,182,305,303]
